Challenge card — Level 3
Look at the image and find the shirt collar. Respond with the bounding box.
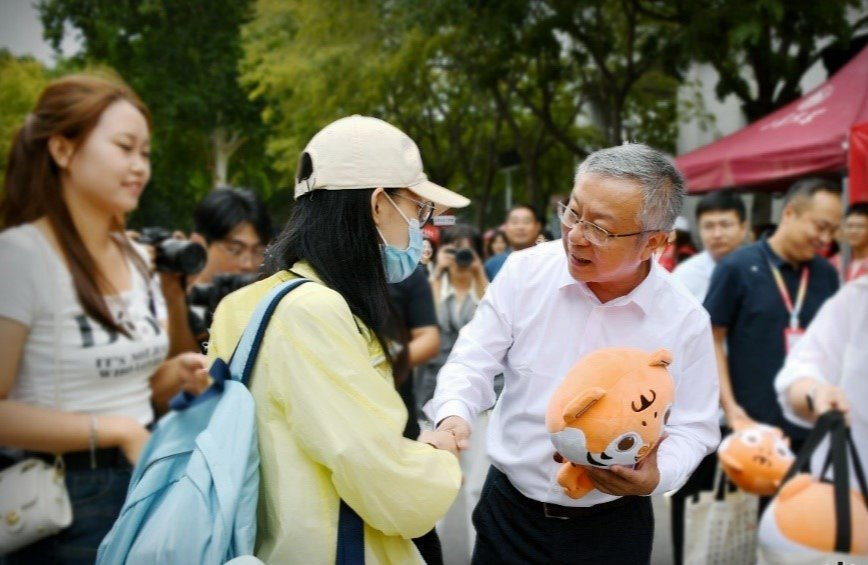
[760,236,788,268]
[557,256,659,315]
[280,260,326,285]
[760,236,811,270]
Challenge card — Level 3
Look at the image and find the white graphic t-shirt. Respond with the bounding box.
[0,224,169,425]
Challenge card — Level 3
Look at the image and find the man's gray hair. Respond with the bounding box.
[574,143,685,232]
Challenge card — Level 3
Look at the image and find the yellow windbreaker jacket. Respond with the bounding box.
[207,263,461,564]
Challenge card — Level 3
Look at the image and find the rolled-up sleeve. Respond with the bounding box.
[267,290,461,539]
[653,308,721,495]
[426,255,516,428]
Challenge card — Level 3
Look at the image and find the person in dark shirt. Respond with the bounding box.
[704,177,842,451]
[387,265,442,562]
[388,265,440,439]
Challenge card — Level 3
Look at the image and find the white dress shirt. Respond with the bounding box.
[775,277,868,487]
[427,241,721,507]
[671,250,716,302]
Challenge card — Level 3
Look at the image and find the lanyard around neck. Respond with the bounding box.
[768,262,809,330]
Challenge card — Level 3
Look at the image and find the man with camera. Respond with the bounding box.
[185,187,273,352]
[134,188,271,355]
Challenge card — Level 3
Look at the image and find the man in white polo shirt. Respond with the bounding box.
[672,189,748,302]
[427,144,720,563]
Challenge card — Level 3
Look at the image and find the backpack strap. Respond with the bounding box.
[227,278,311,386]
[336,500,365,564]
[169,278,311,411]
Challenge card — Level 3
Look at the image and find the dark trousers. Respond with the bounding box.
[471,467,654,564]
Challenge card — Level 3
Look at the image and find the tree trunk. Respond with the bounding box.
[211,126,246,189]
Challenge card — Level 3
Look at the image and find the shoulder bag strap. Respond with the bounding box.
[827,415,851,553]
[779,409,840,487]
[848,428,868,506]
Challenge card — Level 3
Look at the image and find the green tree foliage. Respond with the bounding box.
[241,0,691,225]
[0,51,49,186]
[642,0,868,122]
[39,0,274,229]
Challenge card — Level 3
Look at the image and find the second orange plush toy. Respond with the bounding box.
[546,348,675,499]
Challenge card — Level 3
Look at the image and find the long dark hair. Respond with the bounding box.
[265,188,398,365]
[1,74,152,337]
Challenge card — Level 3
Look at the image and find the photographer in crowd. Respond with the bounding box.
[185,187,272,351]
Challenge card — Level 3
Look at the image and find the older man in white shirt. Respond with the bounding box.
[427,144,720,563]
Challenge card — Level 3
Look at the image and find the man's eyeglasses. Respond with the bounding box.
[391,192,436,226]
[557,202,660,246]
[216,240,266,263]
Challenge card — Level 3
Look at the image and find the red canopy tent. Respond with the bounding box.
[676,46,868,203]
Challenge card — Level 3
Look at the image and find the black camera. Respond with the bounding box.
[453,247,474,268]
[138,227,207,276]
[188,273,260,316]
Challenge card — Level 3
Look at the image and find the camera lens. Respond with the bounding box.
[454,248,474,268]
[156,239,207,275]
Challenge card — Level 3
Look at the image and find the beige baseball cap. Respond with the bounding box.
[294,115,470,210]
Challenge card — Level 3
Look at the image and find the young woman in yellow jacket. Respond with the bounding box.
[207,116,468,564]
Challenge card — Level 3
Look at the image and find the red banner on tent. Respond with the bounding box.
[850,123,868,203]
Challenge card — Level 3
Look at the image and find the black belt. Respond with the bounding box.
[492,467,641,519]
[28,448,130,471]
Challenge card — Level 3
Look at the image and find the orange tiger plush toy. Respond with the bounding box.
[758,474,868,556]
[717,423,794,496]
[546,348,675,499]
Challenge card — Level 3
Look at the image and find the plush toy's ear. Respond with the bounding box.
[562,387,606,425]
[648,349,672,367]
[718,450,743,472]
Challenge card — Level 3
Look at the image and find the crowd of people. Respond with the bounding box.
[0,72,866,565]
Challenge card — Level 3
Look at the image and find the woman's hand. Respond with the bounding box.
[418,429,461,458]
[435,245,455,277]
[171,352,211,395]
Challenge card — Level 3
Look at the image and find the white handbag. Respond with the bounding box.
[0,235,73,555]
[0,457,73,554]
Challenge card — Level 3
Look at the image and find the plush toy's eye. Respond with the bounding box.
[616,434,637,452]
[740,430,761,445]
[663,407,671,425]
[774,441,792,459]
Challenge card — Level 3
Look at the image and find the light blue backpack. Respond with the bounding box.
[95,278,367,564]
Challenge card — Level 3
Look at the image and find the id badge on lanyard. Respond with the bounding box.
[769,263,809,355]
[783,325,805,355]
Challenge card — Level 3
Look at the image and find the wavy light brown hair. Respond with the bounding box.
[1,74,152,336]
